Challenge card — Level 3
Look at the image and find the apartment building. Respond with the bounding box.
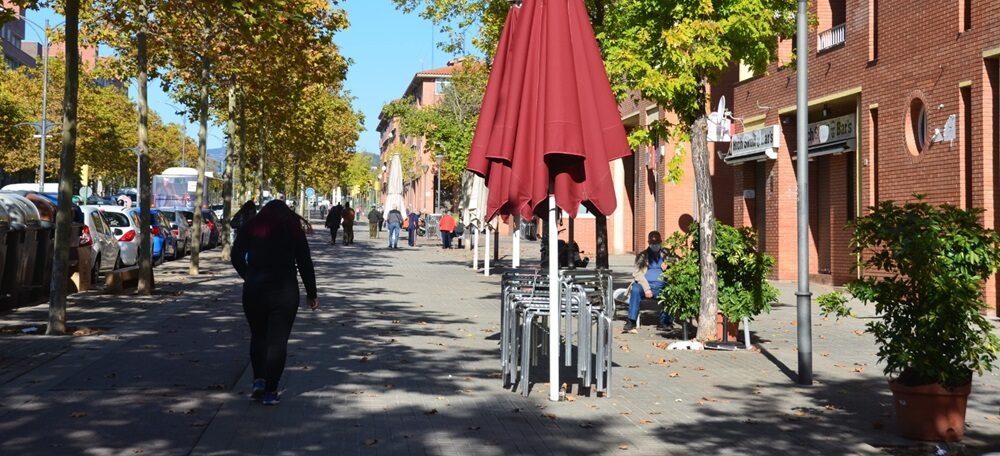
[376,59,463,216]
[1,2,37,69]
[718,0,999,314]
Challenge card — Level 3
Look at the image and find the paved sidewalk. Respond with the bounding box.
[1,224,998,455]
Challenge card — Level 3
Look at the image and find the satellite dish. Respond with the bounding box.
[707,95,732,142]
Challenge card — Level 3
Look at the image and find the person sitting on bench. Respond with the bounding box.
[624,231,671,334]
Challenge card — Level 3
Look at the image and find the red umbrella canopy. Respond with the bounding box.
[467,0,630,222]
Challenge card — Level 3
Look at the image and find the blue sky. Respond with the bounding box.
[22,2,459,156]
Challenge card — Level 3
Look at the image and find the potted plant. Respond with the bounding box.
[660,222,777,340]
[848,198,1000,442]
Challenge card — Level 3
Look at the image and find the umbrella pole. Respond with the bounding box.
[567,218,575,269]
[547,193,560,402]
[513,215,521,268]
[484,221,491,276]
[472,221,480,270]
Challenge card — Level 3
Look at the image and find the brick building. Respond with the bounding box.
[1,2,37,69]
[376,59,463,216]
[718,0,999,314]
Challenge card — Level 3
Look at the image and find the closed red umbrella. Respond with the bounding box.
[467,0,630,401]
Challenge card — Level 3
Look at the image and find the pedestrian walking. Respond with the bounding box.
[386,208,403,249]
[342,202,356,245]
[367,206,380,239]
[324,203,342,245]
[231,200,319,406]
[623,231,670,334]
[406,211,420,247]
[439,212,456,249]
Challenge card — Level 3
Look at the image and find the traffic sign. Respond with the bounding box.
[78,186,93,199]
[305,187,316,198]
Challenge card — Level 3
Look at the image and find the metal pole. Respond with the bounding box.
[547,194,559,401]
[38,19,49,192]
[484,221,491,276]
[512,215,520,268]
[181,115,186,166]
[795,0,813,386]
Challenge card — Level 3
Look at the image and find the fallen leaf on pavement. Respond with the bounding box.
[467,426,481,430]
[851,367,865,373]
[820,353,830,357]
[579,422,593,429]
[542,413,558,420]
[639,419,653,425]
[668,372,679,378]
[619,444,629,450]
[70,412,87,418]
[360,356,370,363]
[364,439,378,447]
[653,342,668,350]
[853,330,865,336]
[565,394,576,402]
[619,345,631,352]
[424,409,438,415]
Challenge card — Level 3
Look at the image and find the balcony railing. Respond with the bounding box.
[817,23,846,52]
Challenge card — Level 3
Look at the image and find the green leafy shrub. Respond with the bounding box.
[817,291,854,320]
[659,222,777,323]
[848,198,1000,388]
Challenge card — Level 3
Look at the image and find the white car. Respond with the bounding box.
[79,205,122,283]
[98,206,144,267]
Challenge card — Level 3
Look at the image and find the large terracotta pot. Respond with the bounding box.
[714,313,740,341]
[889,379,971,441]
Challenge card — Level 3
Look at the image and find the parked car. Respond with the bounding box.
[99,206,142,267]
[79,205,122,283]
[144,208,178,262]
[177,209,211,250]
[201,209,221,249]
[158,208,190,258]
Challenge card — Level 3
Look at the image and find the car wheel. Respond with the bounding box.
[114,255,123,271]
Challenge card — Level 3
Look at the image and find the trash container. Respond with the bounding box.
[24,193,56,302]
[0,204,9,306]
[0,193,41,310]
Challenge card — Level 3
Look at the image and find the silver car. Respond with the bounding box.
[98,206,144,267]
[158,208,191,257]
[79,205,122,283]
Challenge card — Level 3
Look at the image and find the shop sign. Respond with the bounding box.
[729,125,780,162]
[808,114,855,147]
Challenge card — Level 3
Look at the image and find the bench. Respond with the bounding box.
[104,265,141,292]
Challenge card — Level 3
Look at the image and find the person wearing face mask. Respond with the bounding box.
[624,231,670,334]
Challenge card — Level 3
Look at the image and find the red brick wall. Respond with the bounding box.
[719,0,1000,314]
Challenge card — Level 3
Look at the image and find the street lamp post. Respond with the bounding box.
[435,153,444,213]
[15,16,61,192]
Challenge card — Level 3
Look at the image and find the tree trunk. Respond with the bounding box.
[46,0,79,335]
[189,54,209,275]
[691,115,719,341]
[257,124,265,200]
[136,25,154,294]
[220,85,236,261]
[235,89,247,202]
[596,214,608,269]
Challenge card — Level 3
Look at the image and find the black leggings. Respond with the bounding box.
[329,227,339,243]
[242,278,299,392]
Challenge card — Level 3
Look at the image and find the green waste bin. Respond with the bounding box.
[0,193,41,310]
[0,204,9,306]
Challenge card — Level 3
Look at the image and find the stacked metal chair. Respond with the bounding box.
[500,268,615,397]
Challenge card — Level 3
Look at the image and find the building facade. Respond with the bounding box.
[1,2,37,69]
[718,0,999,314]
[376,60,462,216]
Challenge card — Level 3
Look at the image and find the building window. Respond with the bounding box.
[905,97,928,156]
[960,0,972,31]
[435,79,450,95]
[817,0,847,52]
[868,0,879,61]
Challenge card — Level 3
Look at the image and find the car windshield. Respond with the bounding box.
[103,211,131,228]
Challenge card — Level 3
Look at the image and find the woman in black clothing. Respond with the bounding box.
[231,200,319,405]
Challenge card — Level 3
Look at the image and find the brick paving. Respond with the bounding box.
[1,223,998,455]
